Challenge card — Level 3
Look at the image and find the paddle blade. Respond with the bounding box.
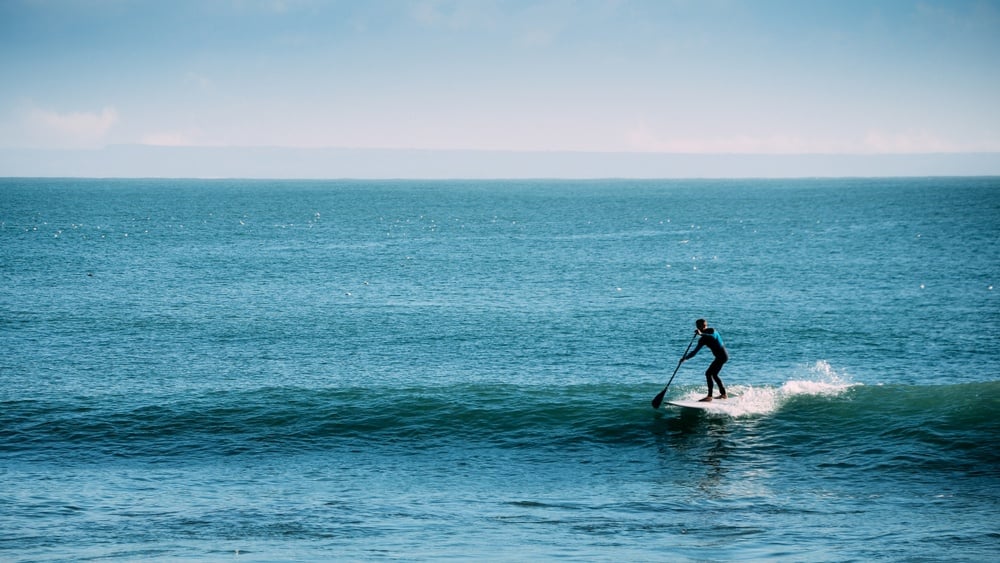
[651,388,666,409]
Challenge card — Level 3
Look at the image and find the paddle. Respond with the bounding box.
[651,332,699,409]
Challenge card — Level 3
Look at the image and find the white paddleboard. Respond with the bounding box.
[665,399,732,411]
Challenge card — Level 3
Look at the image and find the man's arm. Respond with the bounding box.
[683,338,704,361]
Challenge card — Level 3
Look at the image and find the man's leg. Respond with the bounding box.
[713,375,727,398]
[709,360,727,399]
[699,371,715,401]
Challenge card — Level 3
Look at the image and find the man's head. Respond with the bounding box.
[695,319,707,331]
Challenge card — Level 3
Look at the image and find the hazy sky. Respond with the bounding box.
[2,0,998,154]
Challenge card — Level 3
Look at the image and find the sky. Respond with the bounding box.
[1,0,999,156]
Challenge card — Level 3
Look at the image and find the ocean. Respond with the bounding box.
[1,177,998,561]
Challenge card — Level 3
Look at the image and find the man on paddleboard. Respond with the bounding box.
[681,319,728,402]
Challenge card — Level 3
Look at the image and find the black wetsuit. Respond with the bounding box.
[684,328,729,396]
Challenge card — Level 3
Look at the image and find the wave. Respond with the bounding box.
[663,378,856,417]
[3,379,998,466]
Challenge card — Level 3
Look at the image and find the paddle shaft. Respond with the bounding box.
[651,333,699,409]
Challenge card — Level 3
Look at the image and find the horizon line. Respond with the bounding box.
[7,144,1000,157]
[3,146,1000,180]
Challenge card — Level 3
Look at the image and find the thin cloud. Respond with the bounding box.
[627,122,814,154]
[862,129,960,154]
[140,131,201,147]
[23,105,119,148]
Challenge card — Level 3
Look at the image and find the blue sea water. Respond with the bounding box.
[1,177,998,561]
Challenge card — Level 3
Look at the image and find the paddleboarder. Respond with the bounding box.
[681,319,728,402]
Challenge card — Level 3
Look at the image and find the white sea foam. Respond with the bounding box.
[676,360,857,417]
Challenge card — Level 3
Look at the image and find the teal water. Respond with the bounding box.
[1,178,998,561]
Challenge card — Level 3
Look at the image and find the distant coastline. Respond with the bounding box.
[2,145,1000,179]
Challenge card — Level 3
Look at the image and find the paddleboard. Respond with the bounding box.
[665,399,732,411]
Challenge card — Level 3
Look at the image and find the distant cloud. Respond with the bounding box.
[140,130,202,147]
[626,122,1000,155]
[23,105,119,148]
[626,122,813,154]
[862,129,956,154]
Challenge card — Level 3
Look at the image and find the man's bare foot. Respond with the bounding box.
[698,396,713,402]
[715,394,727,399]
